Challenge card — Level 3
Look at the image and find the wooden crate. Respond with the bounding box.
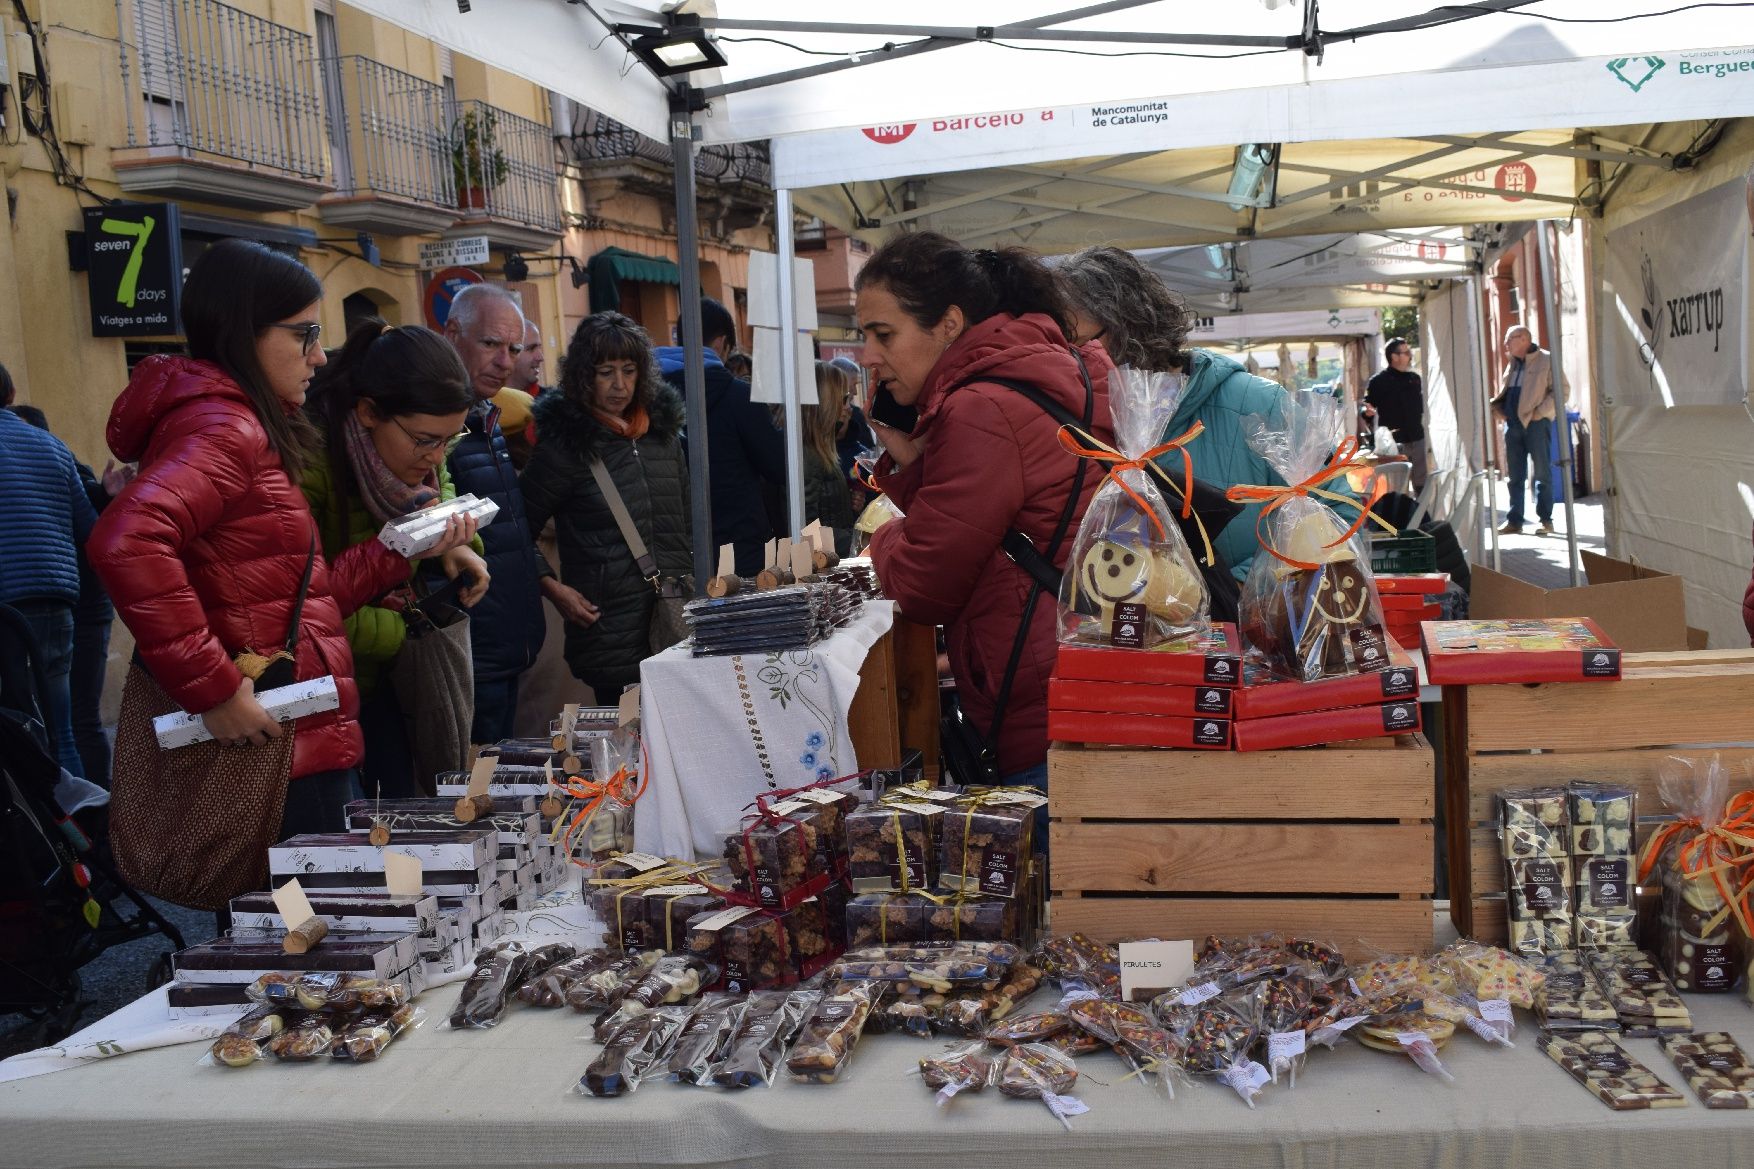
[1049,734,1435,960]
[1443,649,1754,944]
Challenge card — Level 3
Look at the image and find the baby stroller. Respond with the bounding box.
[0,603,185,1043]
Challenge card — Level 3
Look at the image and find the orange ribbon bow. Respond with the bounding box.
[1055,421,1215,566]
[1224,436,1395,571]
[1637,789,1754,938]
[547,748,650,867]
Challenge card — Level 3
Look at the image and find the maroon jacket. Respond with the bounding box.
[871,313,1114,776]
[88,356,407,779]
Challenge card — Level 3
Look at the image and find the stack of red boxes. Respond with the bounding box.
[1377,571,1450,650]
[1047,623,1243,749]
[1229,640,1423,751]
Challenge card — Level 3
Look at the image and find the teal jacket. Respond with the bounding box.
[1153,350,1359,581]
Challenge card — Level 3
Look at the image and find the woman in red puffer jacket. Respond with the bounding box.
[88,239,476,836]
[857,233,1114,792]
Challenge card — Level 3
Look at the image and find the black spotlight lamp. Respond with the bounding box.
[503,252,529,283]
[625,15,727,77]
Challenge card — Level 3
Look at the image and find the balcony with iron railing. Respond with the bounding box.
[562,109,772,222]
[316,56,456,235]
[449,99,565,251]
[114,0,332,210]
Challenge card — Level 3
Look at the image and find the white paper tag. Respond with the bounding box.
[1268,1030,1307,1063]
[617,685,640,727]
[1119,939,1195,1003]
[767,799,810,816]
[382,850,424,897]
[561,702,579,731]
[643,883,708,897]
[717,543,735,579]
[1220,1061,1269,1104]
[1478,998,1513,1023]
[1174,981,1222,1006]
[789,538,815,580]
[898,786,961,803]
[1044,1093,1089,1125]
[693,905,759,932]
[1348,977,1363,996]
[465,755,496,798]
[613,851,667,873]
[803,519,825,553]
[271,878,315,931]
[794,788,847,805]
[885,801,946,816]
[1462,1014,1507,1044]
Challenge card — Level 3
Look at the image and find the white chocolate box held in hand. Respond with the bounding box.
[377,493,500,557]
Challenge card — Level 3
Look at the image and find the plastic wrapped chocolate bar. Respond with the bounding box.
[205,1004,286,1067]
[845,799,943,893]
[1068,995,1185,1097]
[1584,949,1693,1036]
[246,971,409,1012]
[1234,974,1316,1085]
[786,981,880,1083]
[685,906,794,994]
[996,1043,1087,1128]
[709,987,820,1089]
[865,988,934,1037]
[1531,951,1617,1032]
[824,941,1023,992]
[594,955,716,1040]
[1539,1030,1686,1110]
[565,949,661,1013]
[1437,940,1545,1009]
[938,792,1042,899]
[846,892,932,948]
[332,1003,420,1062]
[930,962,1043,1037]
[578,1004,692,1098]
[1498,786,1574,955]
[266,1013,337,1061]
[986,1010,1072,1047]
[918,1041,993,1104]
[668,993,747,1086]
[1033,932,1120,996]
[449,942,535,1029]
[517,949,622,1008]
[1659,1031,1754,1108]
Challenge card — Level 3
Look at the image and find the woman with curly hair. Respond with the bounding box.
[519,312,690,704]
[1060,245,1296,581]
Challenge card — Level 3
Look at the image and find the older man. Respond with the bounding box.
[444,284,547,743]
[1490,325,1564,536]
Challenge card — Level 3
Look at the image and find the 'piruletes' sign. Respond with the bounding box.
[84,202,182,337]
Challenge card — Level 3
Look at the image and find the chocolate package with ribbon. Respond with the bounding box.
[1232,394,1391,683]
[1638,753,1751,995]
[1057,367,1211,649]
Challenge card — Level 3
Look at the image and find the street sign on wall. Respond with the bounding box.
[424,266,483,329]
[418,236,490,269]
[84,202,182,337]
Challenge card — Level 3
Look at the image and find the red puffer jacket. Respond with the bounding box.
[871,313,1114,776]
[88,356,409,780]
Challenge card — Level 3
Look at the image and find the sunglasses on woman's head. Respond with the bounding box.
[267,321,323,355]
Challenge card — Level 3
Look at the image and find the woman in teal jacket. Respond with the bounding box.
[1061,247,1359,582]
[303,321,487,797]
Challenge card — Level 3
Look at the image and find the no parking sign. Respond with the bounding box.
[424,266,483,329]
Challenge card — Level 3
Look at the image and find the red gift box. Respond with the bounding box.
[1231,699,1422,752]
[1233,642,1421,720]
[1422,617,1622,685]
[1053,623,1243,688]
[1047,709,1232,749]
[1379,597,1443,619]
[1377,572,1450,595]
[1048,677,1233,718]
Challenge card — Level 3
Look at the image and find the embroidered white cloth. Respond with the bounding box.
[636,601,895,860]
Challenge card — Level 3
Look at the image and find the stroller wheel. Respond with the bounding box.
[146,952,173,991]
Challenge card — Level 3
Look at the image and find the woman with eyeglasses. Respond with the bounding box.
[88,240,478,843]
[302,319,490,797]
[520,311,690,705]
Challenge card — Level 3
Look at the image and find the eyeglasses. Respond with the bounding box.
[267,321,323,355]
[391,415,468,452]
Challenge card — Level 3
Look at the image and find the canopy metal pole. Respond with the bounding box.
[1536,220,1582,586]
[670,93,713,592]
[1467,273,1500,573]
[776,187,806,535]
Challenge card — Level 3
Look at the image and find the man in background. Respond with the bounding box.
[1491,325,1563,536]
[1363,338,1427,493]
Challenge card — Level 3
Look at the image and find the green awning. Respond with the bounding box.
[587,246,680,313]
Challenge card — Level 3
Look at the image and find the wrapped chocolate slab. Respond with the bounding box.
[1033,932,1120,997]
[1437,940,1545,1009]
[668,993,747,1085]
[709,986,820,1089]
[1531,950,1618,1032]
[845,799,943,893]
[1539,1030,1685,1110]
[1057,366,1210,649]
[578,1004,691,1097]
[995,1042,1086,1128]
[1639,754,1750,993]
[206,1004,286,1067]
[246,971,409,1012]
[517,949,622,1008]
[825,941,1023,992]
[332,1002,420,1062]
[265,1013,338,1061]
[1568,782,1638,950]
[918,1041,994,1104]
[1498,786,1574,956]
[786,981,880,1083]
[938,791,1042,898]
[1583,948,1693,1036]
[1659,1031,1754,1108]
[565,949,661,1012]
[931,962,1043,1037]
[594,955,716,1040]
[1067,995,1185,1097]
[1233,394,1389,683]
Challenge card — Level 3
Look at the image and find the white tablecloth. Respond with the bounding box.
[636,602,895,859]
[3,980,1754,1169]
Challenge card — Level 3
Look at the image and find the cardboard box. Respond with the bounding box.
[1231,700,1421,752]
[1423,618,1622,685]
[1047,709,1231,749]
[1049,677,1233,718]
[1053,623,1243,688]
[1233,643,1420,721]
[1468,553,1690,652]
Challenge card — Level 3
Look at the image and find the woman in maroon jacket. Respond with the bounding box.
[856,233,1114,793]
[88,240,475,836]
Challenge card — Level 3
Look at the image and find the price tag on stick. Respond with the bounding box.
[618,685,640,727]
[465,754,495,798]
[789,538,815,580]
[717,543,735,579]
[272,877,316,931]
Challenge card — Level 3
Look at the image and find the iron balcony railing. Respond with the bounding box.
[565,109,771,188]
[323,56,452,207]
[451,98,563,233]
[120,0,327,179]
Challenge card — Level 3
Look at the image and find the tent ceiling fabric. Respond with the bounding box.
[341,2,1754,149]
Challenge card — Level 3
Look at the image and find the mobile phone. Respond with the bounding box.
[868,381,919,434]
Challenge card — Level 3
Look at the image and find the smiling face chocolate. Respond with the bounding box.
[1078,539,1200,629]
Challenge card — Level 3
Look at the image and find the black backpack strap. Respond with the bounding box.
[976,354,1096,748]
[283,535,318,654]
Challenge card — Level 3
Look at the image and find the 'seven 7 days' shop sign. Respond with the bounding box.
[84,202,182,337]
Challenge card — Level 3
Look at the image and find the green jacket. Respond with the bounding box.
[300,444,475,698]
[1154,350,1360,582]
